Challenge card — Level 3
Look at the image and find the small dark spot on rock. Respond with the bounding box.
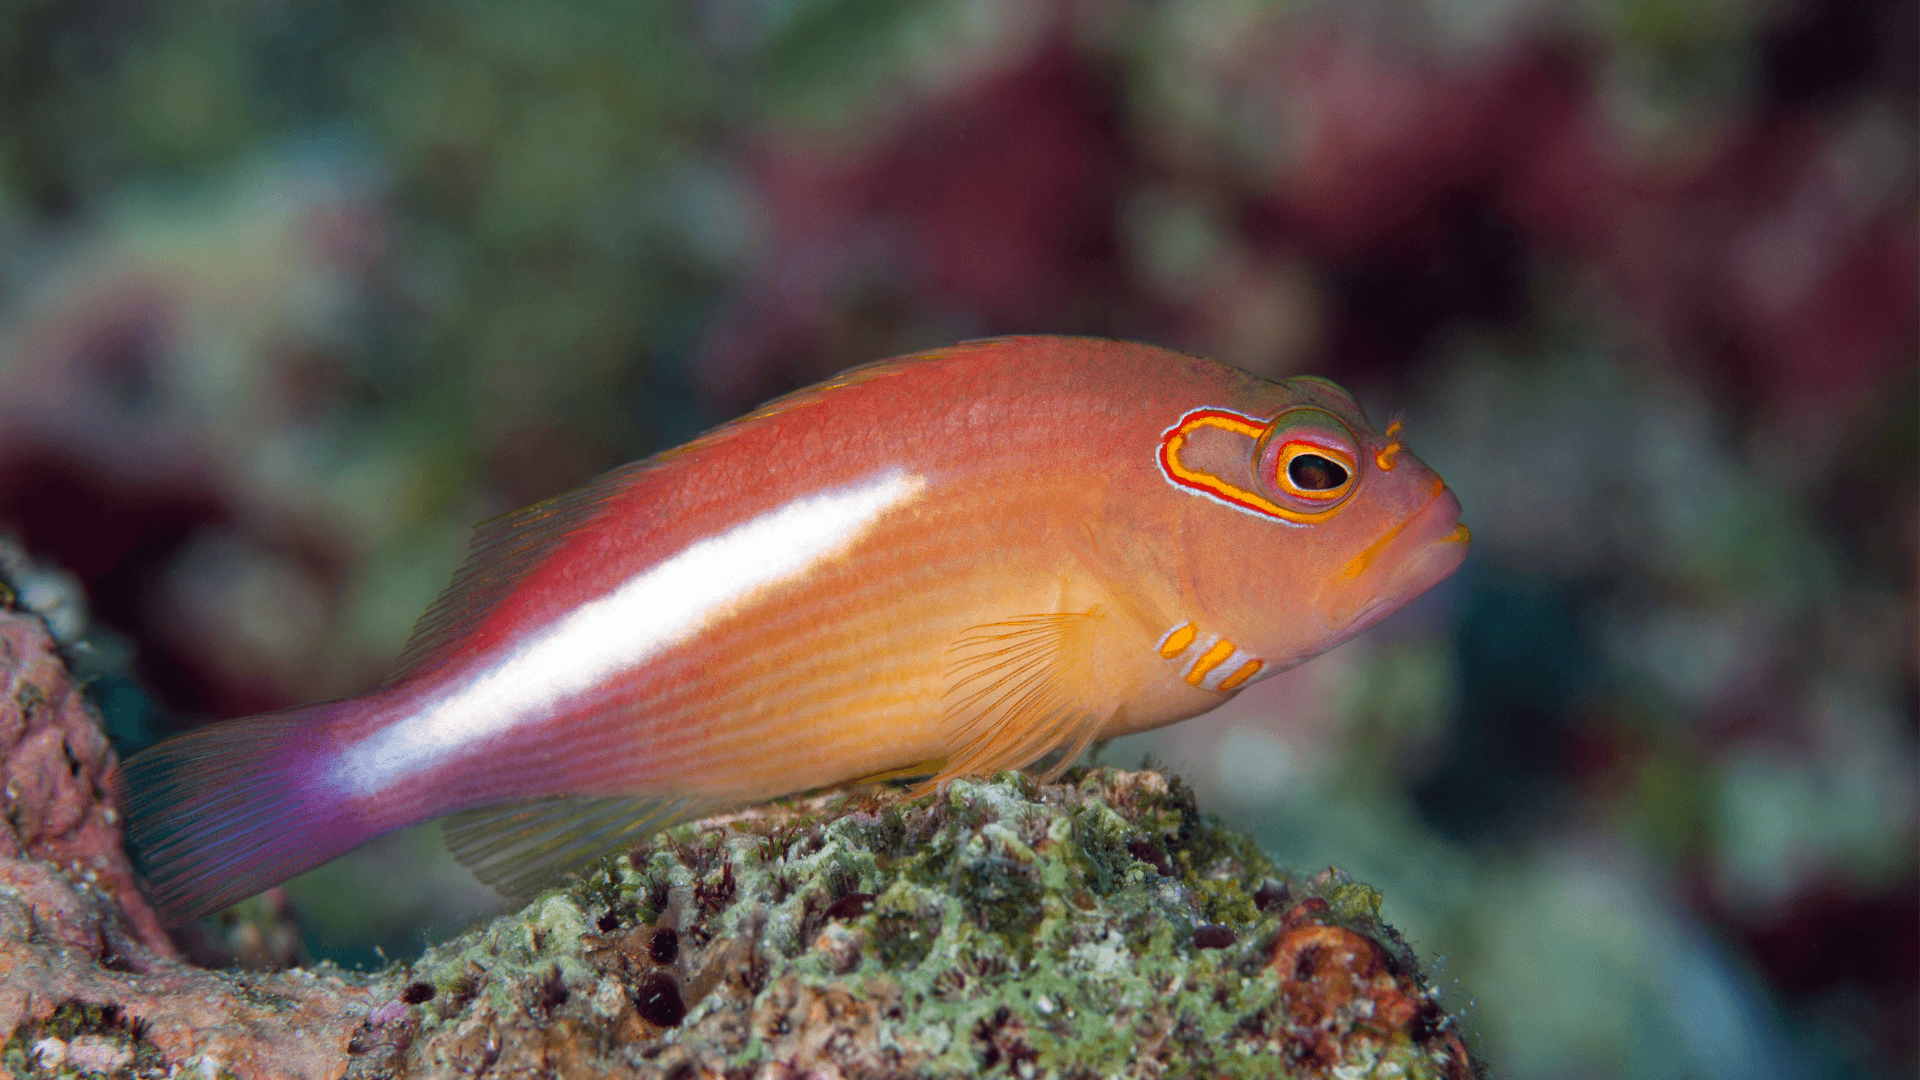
[633,971,686,1027]
[1409,997,1444,1042]
[1253,880,1291,912]
[1193,924,1236,949]
[527,964,568,1018]
[98,949,137,973]
[1294,943,1325,981]
[443,962,485,1014]
[740,941,772,995]
[401,981,435,1005]
[1127,838,1170,875]
[973,1003,1038,1071]
[643,875,670,919]
[648,926,679,965]
[824,892,875,920]
[695,861,737,914]
[596,911,620,932]
[827,864,858,899]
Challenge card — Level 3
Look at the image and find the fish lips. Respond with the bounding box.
[1322,488,1469,636]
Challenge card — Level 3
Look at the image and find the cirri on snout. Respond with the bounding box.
[120,336,1469,923]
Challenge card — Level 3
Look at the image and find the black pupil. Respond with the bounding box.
[1288,453,1348,491]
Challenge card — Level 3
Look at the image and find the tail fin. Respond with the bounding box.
[118,704,372,925]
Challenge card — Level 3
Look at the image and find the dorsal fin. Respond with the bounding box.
[384,352,940,686]
[925,609,1117,790]
[384,462,648,685]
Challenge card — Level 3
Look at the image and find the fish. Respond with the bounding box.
[119,335,1469,924]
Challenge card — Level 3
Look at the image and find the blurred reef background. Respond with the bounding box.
[0,0,1911,1077]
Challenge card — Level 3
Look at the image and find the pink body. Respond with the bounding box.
[122,336,1468,922]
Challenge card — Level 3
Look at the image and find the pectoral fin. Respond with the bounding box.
[926,609,1118,789]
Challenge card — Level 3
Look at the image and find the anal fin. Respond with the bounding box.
[442,795,713,898]
[927,609,1117,790]
[842,757,948,787]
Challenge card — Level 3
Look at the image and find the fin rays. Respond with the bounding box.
[442,795,711,898]
[929,611,1113,789]
[119,705,370,925]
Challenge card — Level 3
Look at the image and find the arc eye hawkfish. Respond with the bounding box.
[119,335,1469,924]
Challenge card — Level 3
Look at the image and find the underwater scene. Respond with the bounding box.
[0,1,1912,1077]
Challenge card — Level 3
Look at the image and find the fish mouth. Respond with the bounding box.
[1324,486,1469,634]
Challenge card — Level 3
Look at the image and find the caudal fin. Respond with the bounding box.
[118,704,371,925]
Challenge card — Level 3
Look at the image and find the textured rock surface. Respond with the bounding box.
[0,600,377,1079]
[370,771,1478,1078]
[0,595,170,957]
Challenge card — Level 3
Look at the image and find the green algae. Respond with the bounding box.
[376,768,1476,1078]
[1,1001,172,1079]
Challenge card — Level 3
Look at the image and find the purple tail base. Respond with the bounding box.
[118,703,374,926]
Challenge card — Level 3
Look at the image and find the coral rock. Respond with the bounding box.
[0,602,377,1079]
[0,607,167,954]
[379,770,1482,1077]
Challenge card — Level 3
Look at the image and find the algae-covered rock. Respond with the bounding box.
[368,771,1479,1079]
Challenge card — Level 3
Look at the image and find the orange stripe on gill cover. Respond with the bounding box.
[1156,407,1342,524]
[1218,659,1263,691]
[1186,640,1237,685]
[1158,623,1196,658]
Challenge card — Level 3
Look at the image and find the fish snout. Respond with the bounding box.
[1324,485,1469,633]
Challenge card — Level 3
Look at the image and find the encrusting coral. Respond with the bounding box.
[0,578,1478,1079]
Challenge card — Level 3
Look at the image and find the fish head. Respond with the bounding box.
[1156,373,1469,673]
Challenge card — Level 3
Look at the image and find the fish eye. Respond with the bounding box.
[1288,453,1349,491]
[1255,407,1359,511]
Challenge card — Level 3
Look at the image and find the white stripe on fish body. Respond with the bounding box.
[330,470,930,797]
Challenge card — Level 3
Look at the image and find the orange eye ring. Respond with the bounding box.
[1254,407,1361,513]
